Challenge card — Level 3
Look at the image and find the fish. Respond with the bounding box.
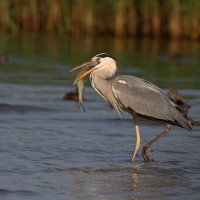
[73,71,85,111]
[70,58,100,111]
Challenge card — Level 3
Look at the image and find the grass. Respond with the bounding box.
[0,0,200,40]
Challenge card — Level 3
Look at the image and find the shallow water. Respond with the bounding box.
[0,34,200,200]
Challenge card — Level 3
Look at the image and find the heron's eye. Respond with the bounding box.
[96,57,101,64]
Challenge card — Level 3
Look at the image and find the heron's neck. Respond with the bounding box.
[90,73,111,92]
[90,73,122,115]
[90,73,114,103]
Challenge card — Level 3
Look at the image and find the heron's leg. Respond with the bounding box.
[142,124,172,162]
[132,112,141,162]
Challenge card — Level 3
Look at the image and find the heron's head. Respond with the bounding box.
[69,53,117,83]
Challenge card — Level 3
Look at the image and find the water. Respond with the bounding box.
[0,34,200,200]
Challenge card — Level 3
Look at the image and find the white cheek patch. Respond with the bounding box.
[118,80,127,85]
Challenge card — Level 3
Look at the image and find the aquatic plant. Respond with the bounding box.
[0,0,200,39]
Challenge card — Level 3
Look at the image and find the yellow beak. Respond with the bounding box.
[69,59,99,83]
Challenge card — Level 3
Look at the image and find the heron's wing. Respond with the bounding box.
[112,75,191,129]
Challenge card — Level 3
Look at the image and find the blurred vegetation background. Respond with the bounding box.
[0,0,200,40]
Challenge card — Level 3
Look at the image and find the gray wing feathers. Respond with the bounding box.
[112,75,192,130]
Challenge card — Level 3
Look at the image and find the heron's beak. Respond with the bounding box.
[69,59,99,83]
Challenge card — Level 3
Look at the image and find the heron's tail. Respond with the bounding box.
[174,106,192,130]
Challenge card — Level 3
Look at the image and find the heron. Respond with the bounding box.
[70,53,192,162]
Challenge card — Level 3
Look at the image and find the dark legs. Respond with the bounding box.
[142,125,173,162]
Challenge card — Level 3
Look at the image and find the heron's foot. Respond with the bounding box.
[142,144,154,162]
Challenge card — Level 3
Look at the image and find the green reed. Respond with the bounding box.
[0,0,200,40]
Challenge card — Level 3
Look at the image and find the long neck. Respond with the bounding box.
[90,74,112,100]
[90,73,122,115]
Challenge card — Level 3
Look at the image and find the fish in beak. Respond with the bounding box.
[69,58,100,110]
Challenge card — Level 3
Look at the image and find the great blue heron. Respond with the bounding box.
[70,53,192,162]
